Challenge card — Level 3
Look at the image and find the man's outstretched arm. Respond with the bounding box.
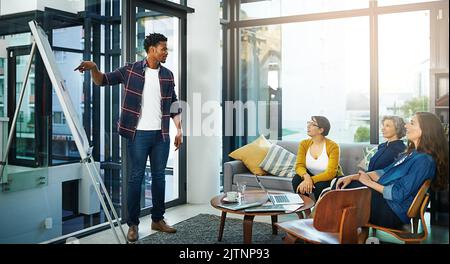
[74,61,104,86]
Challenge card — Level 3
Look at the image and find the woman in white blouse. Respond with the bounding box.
[292,116,343,201]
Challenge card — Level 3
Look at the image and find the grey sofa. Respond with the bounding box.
[223,140,372,192]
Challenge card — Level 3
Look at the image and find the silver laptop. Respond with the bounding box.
[254,175,304,205]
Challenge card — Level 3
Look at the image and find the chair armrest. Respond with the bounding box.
[223,160,249,192]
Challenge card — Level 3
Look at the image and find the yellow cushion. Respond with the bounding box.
[228,135,272,175]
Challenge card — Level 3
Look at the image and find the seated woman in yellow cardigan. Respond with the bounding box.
[292,116,343,201]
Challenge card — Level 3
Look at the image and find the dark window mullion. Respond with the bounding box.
[83,17,92,152]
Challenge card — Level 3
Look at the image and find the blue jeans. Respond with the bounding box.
[127,130,170,226]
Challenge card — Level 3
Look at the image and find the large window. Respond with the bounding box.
[0,2,126,243]
[225,0,446,149]
[240,17,370,143]
[378,10,431,141]
[53,26,84,50]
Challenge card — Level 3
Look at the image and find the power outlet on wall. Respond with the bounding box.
[44,217,53,229]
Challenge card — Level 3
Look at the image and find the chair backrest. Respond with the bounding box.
[313,187,371,243]
[407,179,431,218]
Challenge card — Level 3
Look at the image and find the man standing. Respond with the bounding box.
[75,33,182,242]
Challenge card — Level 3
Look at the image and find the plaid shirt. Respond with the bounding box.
[101,59,181,140]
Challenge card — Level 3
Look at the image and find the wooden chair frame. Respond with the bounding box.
[362,180,431,244]
[276,187,372,244]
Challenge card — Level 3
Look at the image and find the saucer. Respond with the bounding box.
[222,197,239,203]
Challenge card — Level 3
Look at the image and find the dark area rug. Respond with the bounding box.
[138,214,285,244]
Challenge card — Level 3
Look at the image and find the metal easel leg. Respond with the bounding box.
[89,156,127,242]
[83,159,127,244]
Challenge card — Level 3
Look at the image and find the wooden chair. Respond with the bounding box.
[275,187,371,244]
[363,180,431,244]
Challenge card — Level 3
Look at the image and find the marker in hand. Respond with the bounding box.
[74,61,96,73]
[74,64,84,72]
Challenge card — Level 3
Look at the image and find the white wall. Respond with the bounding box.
[186,0,221,203]
[0,0,84,16]
[0,0,38,15]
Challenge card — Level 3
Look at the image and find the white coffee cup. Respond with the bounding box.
[226,191,238,202]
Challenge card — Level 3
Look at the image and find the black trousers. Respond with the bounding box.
[292,174,332,201]
[331,176,404,229]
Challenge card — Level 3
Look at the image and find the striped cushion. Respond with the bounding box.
[259,144,296,177]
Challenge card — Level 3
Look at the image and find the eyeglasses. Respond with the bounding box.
[307,121,320,128]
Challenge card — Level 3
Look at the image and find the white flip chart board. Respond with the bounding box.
[28,20,91,159]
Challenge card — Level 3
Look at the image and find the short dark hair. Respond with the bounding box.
[144,33,167,53]
[312,116,331,136]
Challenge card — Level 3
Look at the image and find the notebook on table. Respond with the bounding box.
[254,175,304,205]
[217,202,262,211]
[244,204,286,212]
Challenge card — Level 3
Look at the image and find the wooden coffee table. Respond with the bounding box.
[210,190,314,244]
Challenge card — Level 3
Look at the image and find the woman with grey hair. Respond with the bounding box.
[367,116,406,171]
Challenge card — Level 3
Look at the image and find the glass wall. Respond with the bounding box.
[55,1,124,239]
[0,0,189,244]
[0,2,123,243]
[378,10,430,141]
[225,0,446,148]
[240,17,370,143]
